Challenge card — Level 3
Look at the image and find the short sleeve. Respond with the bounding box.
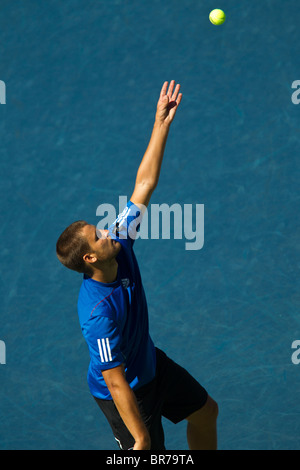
[108,200,143,246]
[86,315,124,371]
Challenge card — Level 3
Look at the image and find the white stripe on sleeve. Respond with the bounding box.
[106,337,112,361]
[101,338,108,362]
[97,338,113,363]
[97,339,104,362]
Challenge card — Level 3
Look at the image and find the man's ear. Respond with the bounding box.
[83,253,98,264]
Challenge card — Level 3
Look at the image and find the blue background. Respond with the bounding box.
[0,0,299,450]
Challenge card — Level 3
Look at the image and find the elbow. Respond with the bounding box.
[136,179,157,193]
[102,365,127,393]
[106,377,123,392]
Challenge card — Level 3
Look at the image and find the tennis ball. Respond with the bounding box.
[209,9,226,25]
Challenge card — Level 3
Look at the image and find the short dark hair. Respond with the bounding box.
[56,220,93,276]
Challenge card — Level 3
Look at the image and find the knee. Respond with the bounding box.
[187,395,219,425]
[209,397,219,420]
[203,395,219,422]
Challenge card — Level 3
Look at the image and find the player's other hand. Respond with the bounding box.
[155,80,182,127]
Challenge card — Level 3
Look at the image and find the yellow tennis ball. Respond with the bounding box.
[209,9,226,25]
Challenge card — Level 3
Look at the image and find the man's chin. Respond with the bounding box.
[112,239,121,251]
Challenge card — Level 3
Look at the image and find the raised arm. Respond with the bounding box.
[130,80,182,208]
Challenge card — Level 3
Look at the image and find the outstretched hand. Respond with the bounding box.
[155,80,182,126]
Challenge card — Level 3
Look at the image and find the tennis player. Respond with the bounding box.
[56,81,218,450]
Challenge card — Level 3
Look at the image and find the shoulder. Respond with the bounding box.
[81,299,119,341]
[90,291,117,319]
[78,276,119,325]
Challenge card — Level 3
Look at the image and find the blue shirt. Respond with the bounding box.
[77,201,156,399]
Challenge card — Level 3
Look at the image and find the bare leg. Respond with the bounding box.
[186,395,218,450]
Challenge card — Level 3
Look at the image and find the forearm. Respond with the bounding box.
[130,81,182,208]
[135,121,170,189]
[109,380,150,448]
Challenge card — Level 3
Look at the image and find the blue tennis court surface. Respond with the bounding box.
[0,0,299,450]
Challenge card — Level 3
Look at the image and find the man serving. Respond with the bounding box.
[56,81,218,450]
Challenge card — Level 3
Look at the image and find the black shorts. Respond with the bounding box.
[94,348,208,450]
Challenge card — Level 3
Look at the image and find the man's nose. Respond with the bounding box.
[96,228,109,239]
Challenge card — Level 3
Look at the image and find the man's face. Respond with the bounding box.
[82,224,121,264]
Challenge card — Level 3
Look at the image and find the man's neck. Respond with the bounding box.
[91,260,118,284]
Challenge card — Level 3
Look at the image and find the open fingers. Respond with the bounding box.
[160,81,169,99]
[172,83,181,103]
[176,92,183,106]
[160,80,181,101]
[167,80,175,99]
